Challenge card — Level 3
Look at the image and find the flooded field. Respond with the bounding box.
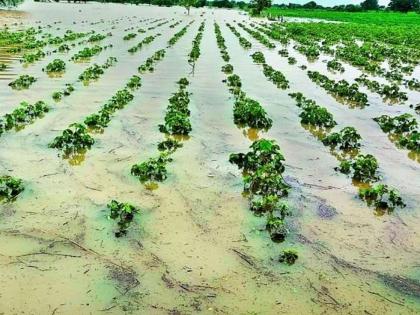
[0,2,419,314]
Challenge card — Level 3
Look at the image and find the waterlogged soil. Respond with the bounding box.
[0,2,420,314]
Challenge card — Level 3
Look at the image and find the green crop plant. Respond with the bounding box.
[49,123,95,154]
[107,200,140,237]
[338,154,379,182]
[278,249,298,265]
[44,59,66,73]
[131,153,172,182]
[322,126,362,150]
[359,184,405,212]
[233,97,273,129]
[9,75,37,90]
[0,175,24,202]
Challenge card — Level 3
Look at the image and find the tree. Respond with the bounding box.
[361,0,379,10]
[250,0,271,15]
[181,0,197,14]
[303,1,319,9]
[388,0,420,12]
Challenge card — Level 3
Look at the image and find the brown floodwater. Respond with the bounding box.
[0,2,419,314]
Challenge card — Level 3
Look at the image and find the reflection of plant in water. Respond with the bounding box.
[107,200,140,237]
[0,175,24,202]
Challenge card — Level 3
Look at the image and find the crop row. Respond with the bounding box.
[168,21,194,46]
[214,22,297,264]
[20,30,94,64]
[237,22,275,49]
[374,114,419,153]
[0,101,49,137]
[355,74,408,103]
[131,24,206,186]
[225,23,251,49]
[250,52,289,90]
[131,79,190,184]
[52,57,118,101]
[49,21,195,164]
[307,71,369,108]
[289,93,405,214]
[128,33,160,53]
[188,22,205,63]
[257,22,418,87]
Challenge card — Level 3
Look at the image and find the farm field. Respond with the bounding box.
[0,1,420,314]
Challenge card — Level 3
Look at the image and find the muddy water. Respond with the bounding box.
[0,2,419,314]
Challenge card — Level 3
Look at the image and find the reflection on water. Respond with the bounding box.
[63,149,87,165]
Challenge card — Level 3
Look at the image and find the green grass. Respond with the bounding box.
[263,8,420,25]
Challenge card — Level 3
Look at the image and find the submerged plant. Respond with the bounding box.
[44,59,66,73]
[71,45,103,61]
[374,114,417,134]
[359,184,406,212]
[278,249,298,265]
[338,154,379,182]
[266,210,288,242]
[0,175,24,202]
[159,81,192,135]
[322,126,362,149]
[262,64,289,89]
[157,138,183,152]
[107,200,140,237]
[374,114,419,152]
[327,59,344,73]
[49,123,94,154]
[2,101,49,130]
[299,103,336,128]
[222,64,234,74]
[233,97,273,129]
[9,75,37,90]
[251,51,265,64]
[131,153,172,182]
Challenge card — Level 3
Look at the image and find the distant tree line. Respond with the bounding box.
[272,0,420,13]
